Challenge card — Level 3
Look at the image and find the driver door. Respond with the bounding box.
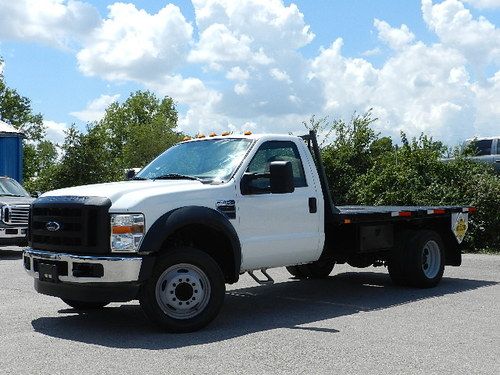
[236,140,323,271]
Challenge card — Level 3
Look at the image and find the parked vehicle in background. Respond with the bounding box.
[464,137,500,172]
[0,176,34,247]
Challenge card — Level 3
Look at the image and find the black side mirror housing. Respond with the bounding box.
[125,169,136,180]
[270,161,294,194]
[31,191,41,198]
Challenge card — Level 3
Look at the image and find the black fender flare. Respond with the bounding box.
[138,206,241,282]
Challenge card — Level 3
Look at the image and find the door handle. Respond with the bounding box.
[309,197,317,213]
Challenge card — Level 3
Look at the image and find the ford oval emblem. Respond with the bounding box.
[46,221,61,232]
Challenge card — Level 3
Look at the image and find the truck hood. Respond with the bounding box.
[42,180,206,205]
[0,195,35,205]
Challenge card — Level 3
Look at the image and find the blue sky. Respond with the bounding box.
[0,0,499,145]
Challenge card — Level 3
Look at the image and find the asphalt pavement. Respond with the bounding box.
[0,247,498,375]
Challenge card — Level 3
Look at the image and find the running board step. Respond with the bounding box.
[248,269,274,285]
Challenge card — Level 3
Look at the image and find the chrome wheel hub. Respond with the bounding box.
[422,240,441,279]
[155,263,211,319]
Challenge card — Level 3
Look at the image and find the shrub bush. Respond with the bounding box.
[313,113,500,252]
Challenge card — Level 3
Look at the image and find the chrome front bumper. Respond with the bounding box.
[0,227,27,239]
[23,248,143,283]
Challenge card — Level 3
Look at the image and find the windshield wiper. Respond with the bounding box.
[131,176,148,180]
[153,173,202,182]
[0,194,24,197]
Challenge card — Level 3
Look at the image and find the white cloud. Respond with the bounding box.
[463,0,500,9]
[362,47,382,57]
[269,68,292,83]
[472,71,500,136]
[146,74,221,109]
[226,66,250,81]
[0,0,100,48]
[70,94,120,122]
[234,82,248,95]
[44,120,67,144]
[310,37,480,142]
[422,0,500,67]
[3,0,500,145]
[192,0,314,49]
[188,23,253,67]
[77,3,193,81]
[190,0,313,69]
[374,19,415,50]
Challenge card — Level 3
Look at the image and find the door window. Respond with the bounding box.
[244,141,307,193]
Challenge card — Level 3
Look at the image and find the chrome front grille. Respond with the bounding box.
[2,205,30,225]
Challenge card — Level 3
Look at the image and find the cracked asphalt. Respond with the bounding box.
[1,247,499,375]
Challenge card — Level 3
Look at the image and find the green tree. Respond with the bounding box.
[48,125,120,190]
[46,90,182,190]
[354,133,500,251]
[0,59,44,141]
[308,111,393,204]
[99,90,182,169]
[23,140,58,192]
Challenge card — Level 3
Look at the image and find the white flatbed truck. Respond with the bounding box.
[23,131,474,332]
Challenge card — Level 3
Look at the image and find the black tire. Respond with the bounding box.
[389,230,445,288]
[387,230,413,286]
[139,247,225,333]
[286,265,308,279]
[62,299,109,310]
[286,259,335,279]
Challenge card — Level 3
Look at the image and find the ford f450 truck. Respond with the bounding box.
[23,131,474,332]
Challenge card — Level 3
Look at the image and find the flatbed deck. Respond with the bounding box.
[335,205,475,224]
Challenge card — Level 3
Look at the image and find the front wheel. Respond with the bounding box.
[139,247,225,333]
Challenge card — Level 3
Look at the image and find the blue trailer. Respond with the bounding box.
[0,120,24,183]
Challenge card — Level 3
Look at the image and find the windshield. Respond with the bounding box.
[0,177,30,197]
[136,138,253,183]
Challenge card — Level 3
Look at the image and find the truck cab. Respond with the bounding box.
[23,132,473,332]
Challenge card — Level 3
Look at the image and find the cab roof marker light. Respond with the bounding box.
[209,132,217,137]
[183,136,192,141]
[221,131,230,136]
[244,130,252,135]
[196,133,206,139]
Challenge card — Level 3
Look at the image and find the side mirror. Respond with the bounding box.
[125,169,136,180]
[270,161,294,194]
[31,191,41,198]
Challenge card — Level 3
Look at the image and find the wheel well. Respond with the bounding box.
[160,224,238,283]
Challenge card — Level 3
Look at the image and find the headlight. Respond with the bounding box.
[110,213,145,252]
